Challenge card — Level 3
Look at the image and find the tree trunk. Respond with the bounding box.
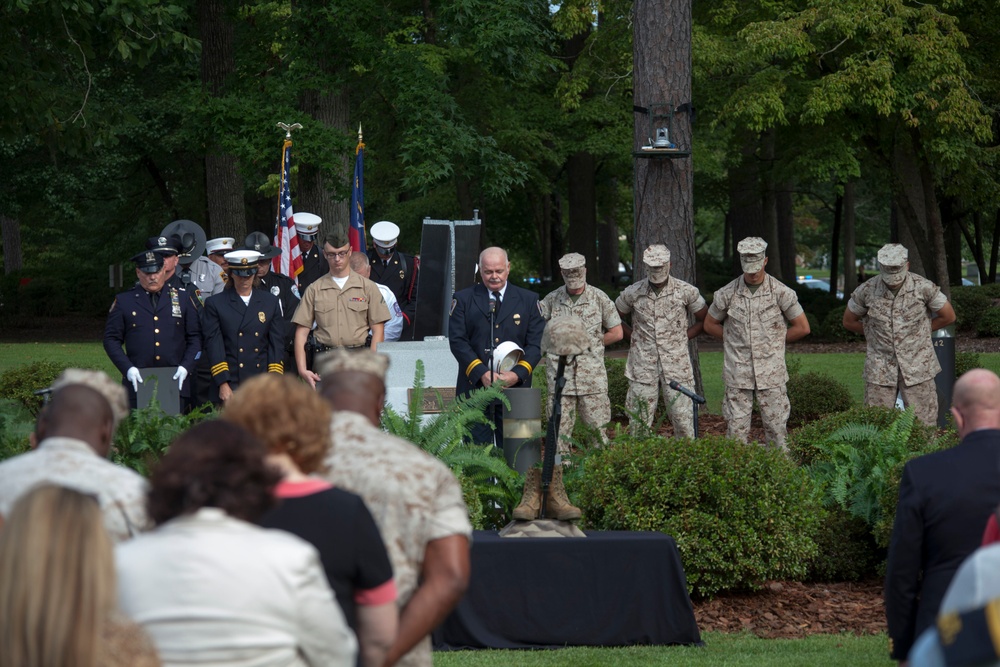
[830,193,842,293]
[633,0,701,393]
[916,141,949,295]
[1,215,22,274]
[776,181,796,283]
[991,209,1000,284]
[199,0,246,240]
[567,150,598,274]
[760,129,781,280]
[632,0,694,283]
[537,193,552,282]
[842,180,857,298]
[727,134,764,275]
[298,89,350,239]
[597,177,620,285]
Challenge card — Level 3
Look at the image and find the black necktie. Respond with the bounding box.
[383,260,389,267]
[150,292,159,309]
[492,290,502,312]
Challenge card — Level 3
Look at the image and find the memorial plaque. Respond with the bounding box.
[136,367,182,415]
[379,339,458,416]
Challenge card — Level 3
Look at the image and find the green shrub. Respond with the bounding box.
[113,397,215,477]
[976,306,1000,338]
[787,405,940,468]
[578,434,822,598]
[0,399,34,462]
[382,360,522,529]
[18,277,70,317]
[793,284,842,326]
[956,351,981,378]
[787,371,853,426]
[950,286,993,333]
[807,507,881,582]
[817,306,860,342]
[0,361,65,416]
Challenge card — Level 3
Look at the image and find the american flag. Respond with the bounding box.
[273,138,304,280]
[349,138,366,252]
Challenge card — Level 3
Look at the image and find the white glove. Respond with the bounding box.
[173,366,189,391]
[126,367,143,393]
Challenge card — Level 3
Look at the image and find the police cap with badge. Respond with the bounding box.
[224,250,262,277]
[146,234,183,257]
[131,250,165,274]
[370,221,400,253]
[294,213,322,240]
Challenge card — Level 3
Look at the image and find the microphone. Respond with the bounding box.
[669,380,706,405]
[489,298,496,314]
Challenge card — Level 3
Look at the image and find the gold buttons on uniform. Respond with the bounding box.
[154,329,159,334]
[155,355,161,361]
[239,348,243,353]
[154,316,159,321]
[239,363,244,368]
[155,342,160,347]
[239,332,243,337]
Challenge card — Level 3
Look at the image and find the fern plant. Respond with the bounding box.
[113,380,215,477]
[382,360,524,529]
[809,408,919,530]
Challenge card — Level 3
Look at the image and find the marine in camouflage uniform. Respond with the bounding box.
[615,245,708,438]
[539,253,622,453]
[316,350,472,667]
[704,237,810,450]
[843,243,956,425]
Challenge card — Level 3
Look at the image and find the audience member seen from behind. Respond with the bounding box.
[884,369,1000,663]
[0,484,160,667]
[223,374,398,667]
[318,348,472,667]
[115,421,357,667]
[0,381,148,542]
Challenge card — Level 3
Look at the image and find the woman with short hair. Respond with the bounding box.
[224,374,398,667]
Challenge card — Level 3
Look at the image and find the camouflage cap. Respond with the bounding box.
[51,368,129,430]
[737,237,767,273]
[642,244,671,268]
[542,315,591,357]
[315,348,390,382]
[558,253,586,271]
[877,243,908,269]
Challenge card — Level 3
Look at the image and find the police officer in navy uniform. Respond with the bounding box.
[201,250,287,404]
[245,231,300,375]
[295,212,326,292]
[145,234,189,293]
[448,246,545,446]
[104,250,202,409]
[367,220,419,340]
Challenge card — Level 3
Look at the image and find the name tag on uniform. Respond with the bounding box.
[170,289,182,318]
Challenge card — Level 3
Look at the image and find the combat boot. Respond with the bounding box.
[512,468,542,521]
[544,466,582,521]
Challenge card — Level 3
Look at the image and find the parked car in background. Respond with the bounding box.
[796,276,844,299]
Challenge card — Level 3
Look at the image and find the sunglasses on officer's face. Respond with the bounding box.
[231,269,256,278]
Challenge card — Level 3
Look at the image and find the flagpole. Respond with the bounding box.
[349,124,367,252]
[274,122,305,281]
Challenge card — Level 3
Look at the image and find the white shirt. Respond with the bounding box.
[376,283,403,341]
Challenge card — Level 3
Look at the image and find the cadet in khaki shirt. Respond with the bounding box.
[615,245,707,438]
[292,232,390,388]
[704,237,810,450]
[843,243,956,425]
[539,253,623,451]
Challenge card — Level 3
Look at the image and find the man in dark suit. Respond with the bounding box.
[103,250,202,409]
[885,369,1000,663]
[448,246,544,446]
[367,221,419,340]
[201,250,286,404]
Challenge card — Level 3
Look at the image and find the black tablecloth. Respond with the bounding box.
[434,530,702,649]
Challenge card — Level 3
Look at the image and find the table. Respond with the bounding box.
[434,530,702,649]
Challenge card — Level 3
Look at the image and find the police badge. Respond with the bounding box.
[259,312,266,323]
[513,313,521,326]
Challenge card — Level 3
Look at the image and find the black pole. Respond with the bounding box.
[669,380,705,438]
[540,356,567,519]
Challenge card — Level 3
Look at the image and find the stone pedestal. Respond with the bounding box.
[378,338,457,415]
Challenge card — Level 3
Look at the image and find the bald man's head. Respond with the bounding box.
[349,252,370,275]
[951,369,1000,436]
[40,384,115,456]
[319,371,385,427]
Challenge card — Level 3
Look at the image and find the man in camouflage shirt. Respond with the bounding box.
[317,349,472,667]
[843,243,956,425]
[539,253,623,452]
[615,245,707,438]
[704,237,810,450]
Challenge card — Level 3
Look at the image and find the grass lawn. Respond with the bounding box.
[0,342,117,377]
[435,632,893,666]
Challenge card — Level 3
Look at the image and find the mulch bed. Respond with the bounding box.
[693,580,886,638]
